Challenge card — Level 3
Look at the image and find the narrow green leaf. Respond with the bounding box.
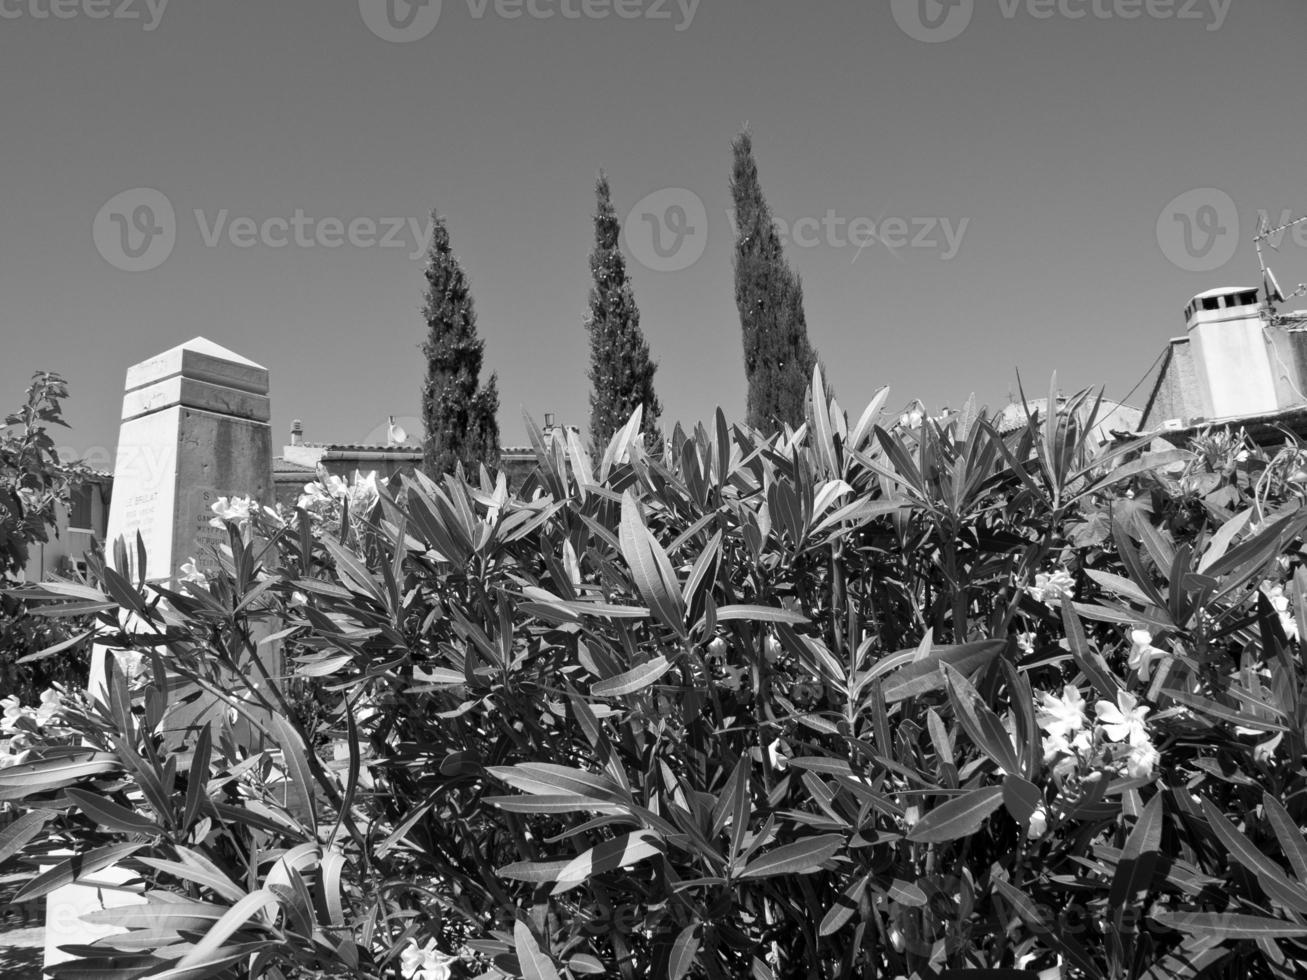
[0,808,51,865]
[14,843,143,903]
[667,922,701,980]
[67,789,160,835]
[591,656,674,698]
[738,834,842,879]
[619,491,685,632]
[1200,798,1307,914]
[271,714,317,828]
[0,751,121,802]
[552,831,663,895]
[1109,791,1165,908]
[1264,794,1307,885]
[881,641,1004,703]
[168,889,277,972]
[907,787,1004,844]
[514,920,561,980]
[1152,911,1307,939]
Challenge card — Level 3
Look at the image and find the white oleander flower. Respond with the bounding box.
[1027,804,1049,839]
[1127,628,1166,681]
[34,688,62,726]
[209,496,254,528]
[1036,685,1088,739]
[179,557,209,587]
[399,938,456,980]
[0,695,24,732]
[1125,740,1161,780]
[1262,583,1299,640]
[1096,690,1151,747]
[767,738,789,772]
[1027,569,1075,605]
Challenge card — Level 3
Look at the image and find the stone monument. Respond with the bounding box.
[45,338,275,975]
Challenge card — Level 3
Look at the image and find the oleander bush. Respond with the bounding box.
[6,372,1307,979]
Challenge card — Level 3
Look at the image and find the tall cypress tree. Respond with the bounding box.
[586,173,661,447]
[731,131,818,433]
[420,213,501,476]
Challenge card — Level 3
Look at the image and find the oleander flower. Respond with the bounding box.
[1127,628,1166,681]
[767,738,789,771]
[399,938,455,980]
[179,557,209,587]
[1095,690,1151,746]
[0,696,24,733]
[1124,740,1161,780]
[1027,569,1075,605]
[1036,685,1088,739]
[209,495,254,528]
[34,688,62,726]
[1027,804,1049,839]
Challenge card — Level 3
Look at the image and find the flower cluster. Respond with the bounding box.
[1036,685,1161,800]
[399,938,457,980]
[297,469,381,527]
[0,688,69,769]
[1026,568,1075,606]
[1262,581,1299,640]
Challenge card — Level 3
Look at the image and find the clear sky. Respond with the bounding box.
[2,0,1306,466]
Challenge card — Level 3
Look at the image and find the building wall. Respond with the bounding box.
[21,480,109,583]
[1144,340,1211,430]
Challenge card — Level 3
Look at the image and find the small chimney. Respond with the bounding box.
[291,419,304,446]
[543,413,556,435]
[1185,287,1279,419]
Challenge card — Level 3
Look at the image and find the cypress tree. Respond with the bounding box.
[731,131,819,433]
[586,173,661,447]
[420,213,501,476]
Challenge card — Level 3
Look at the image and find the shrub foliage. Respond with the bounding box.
[5,373,1307,979]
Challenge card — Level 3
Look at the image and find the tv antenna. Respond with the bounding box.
[1255,212,1307,319]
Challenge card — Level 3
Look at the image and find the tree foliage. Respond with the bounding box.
[731,131,818,434]
[8,375,1307,978]
[0,373,92,701]
[586,173,661,448]
[420,214,501,477]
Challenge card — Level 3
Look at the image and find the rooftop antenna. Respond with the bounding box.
[1255,212,1307,319]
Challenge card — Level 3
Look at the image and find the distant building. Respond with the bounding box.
[1138,287,1307,445]
[273,418,559,508]
[994,398,1142,449]
[19,474,111,583]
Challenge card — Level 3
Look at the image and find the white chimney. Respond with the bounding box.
[1185,287,1278,419]
[291,419,304,446]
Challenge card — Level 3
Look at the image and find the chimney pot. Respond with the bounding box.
[291,420,304,446]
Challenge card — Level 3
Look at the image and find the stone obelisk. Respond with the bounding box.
[46,338,274,975]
